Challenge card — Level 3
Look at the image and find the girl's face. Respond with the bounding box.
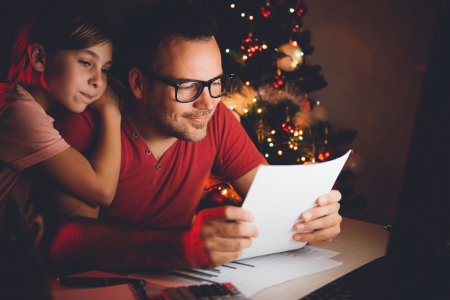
[44,43,113,113]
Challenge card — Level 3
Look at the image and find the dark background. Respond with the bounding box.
[0,0,447,225]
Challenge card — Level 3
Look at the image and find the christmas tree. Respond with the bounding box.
[194,0,367,214]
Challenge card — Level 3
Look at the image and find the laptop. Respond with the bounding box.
[300,9,450,300]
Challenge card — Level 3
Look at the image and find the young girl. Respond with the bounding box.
[0,7,121,209]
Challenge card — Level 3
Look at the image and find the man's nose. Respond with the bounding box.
[193,87,217,111]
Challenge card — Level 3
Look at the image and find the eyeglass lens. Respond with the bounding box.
[177,76,231,102]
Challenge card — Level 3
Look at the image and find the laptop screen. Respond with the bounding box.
[385,9,450,299]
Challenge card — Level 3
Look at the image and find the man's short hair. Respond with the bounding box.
[117,1,218,88]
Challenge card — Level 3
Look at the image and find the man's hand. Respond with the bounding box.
[292,190,342,245]
[181,206,259,269]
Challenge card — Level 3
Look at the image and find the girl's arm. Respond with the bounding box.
[37,86,121,206]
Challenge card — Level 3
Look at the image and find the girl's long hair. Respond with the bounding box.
[7,5,113,85]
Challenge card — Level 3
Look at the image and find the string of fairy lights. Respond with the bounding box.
[216,1,334,164]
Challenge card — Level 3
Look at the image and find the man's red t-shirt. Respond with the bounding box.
[54,101,265,229]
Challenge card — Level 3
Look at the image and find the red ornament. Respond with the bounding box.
[261,3,273,18]
[272,74,286,89]
[318,151,334,161]
[301,97,315,111]
[241,34,263,58]
[294,1,308,17]
[282,121,295,132]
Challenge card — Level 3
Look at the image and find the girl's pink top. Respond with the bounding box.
[0,84,69,202]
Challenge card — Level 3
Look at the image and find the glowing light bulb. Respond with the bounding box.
[249,15,254,20]
[292,41,298,47]
[300,52,304,56]
[294,146,298,150]
[233,105,237,108]
[253,98,257,102]
[274,48,278,51]
[265,153,269,158]
[241,13,245,17]
[267,138,272,142]
[291,60,298,68]
[278,150,282,155]
[289,8,295,13]
[294,131,298,136]
[299,130,303,135]
[257,108,262,113]
[222,189,228,196]
[269,143,274,147]
[262,44,267,49]
[290,129,294,133]
[244,109,248,113]
[246,81,250,86]
[229,105,233,110]
[300,136,303,140]
[301,157,306,161]
[231,4,235,8]
[225,49,230,53]
[289,144,294,149]
[271,130,276,134]
[243,55,248,60]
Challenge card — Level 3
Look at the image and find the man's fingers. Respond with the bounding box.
[217,222,259,238]
[301,202,340,222]
[206,205,254,223]
[294,213,342,232]
[205,237,253,252]
[292,224,340,243]
[316,190,342,206]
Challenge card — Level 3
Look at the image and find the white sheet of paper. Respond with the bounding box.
[130,246,342,298]
[240,150,351,259]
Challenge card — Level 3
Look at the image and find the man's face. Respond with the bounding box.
[145,37,223,142]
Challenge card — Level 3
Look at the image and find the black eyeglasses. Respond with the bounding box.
[149,73,234,103]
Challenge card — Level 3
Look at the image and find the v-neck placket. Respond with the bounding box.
[121,117,178,186]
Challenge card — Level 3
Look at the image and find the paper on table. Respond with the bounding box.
[240,150,351,260]
[131,246,342,298]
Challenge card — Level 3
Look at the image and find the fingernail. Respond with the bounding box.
[294,235,301,241]
[319,197,328,205]
[303,212,312,221]
[296,223,305,231]
[249,213,255,222]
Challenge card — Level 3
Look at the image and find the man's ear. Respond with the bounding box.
[27,43,46,73]
[129,68,147,99]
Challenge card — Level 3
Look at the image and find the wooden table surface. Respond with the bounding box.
[250,217,390,300]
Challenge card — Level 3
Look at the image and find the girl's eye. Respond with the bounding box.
[79,60,91,66]
[102,68,109,75]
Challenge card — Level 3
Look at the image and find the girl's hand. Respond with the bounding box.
[89,78,125,113]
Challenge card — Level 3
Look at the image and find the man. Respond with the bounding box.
[48,2,342,272]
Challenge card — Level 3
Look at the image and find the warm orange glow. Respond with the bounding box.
[246,81,250,86]
[249,15,254,20]
[222,189,228,196]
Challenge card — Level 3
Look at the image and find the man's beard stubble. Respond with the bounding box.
[145,90,213,143]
